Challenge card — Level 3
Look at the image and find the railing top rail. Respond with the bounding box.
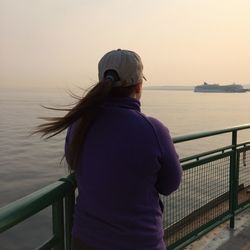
[0,174,76,233]
[173,124,250,144]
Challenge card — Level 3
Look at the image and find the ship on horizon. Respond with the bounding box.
[194,82,249,93]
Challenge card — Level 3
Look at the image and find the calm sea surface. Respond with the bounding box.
[1,87,250,249]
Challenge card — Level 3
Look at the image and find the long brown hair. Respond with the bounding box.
[34,79,137,170]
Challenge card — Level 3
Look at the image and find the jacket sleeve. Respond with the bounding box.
[147,117,182,196]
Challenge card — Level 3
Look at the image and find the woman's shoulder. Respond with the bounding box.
[139,114,170,134]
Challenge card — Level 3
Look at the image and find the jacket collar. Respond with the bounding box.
[103,96,141,112]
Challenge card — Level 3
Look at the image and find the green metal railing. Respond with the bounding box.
[0,175,76,250]
[164,124,250,249]
[0,124,250,250]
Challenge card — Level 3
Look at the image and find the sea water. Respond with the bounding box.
[0,87,250,249]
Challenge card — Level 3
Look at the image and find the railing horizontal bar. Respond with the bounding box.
[36,236,58,250]
[235,201,250,214]
[0,178,75,233]
[168,213,231,250]
[237,141,250,147]
[237,145,250,153]
[180,145,233,163]
[182,151,232,170]
[173,124,250,144]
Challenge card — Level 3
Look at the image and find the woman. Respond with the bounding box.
[37,49,182,250]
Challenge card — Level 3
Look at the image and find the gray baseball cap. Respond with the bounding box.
[98,49,146,87]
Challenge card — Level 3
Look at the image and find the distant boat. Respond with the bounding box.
[194,82,249,93]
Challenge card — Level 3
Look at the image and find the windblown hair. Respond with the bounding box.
[34,77,137,170]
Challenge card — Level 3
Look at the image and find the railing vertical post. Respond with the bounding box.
[59,175,76,250]
[52,199,65,250]
[229,130,238,228]
[65,192,75,250]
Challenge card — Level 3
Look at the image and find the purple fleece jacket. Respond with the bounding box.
[65,97,182,250]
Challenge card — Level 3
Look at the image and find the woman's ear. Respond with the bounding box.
[133,83,143,100]
[135,82,142,94]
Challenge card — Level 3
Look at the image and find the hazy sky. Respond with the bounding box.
[1,0,250,88]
